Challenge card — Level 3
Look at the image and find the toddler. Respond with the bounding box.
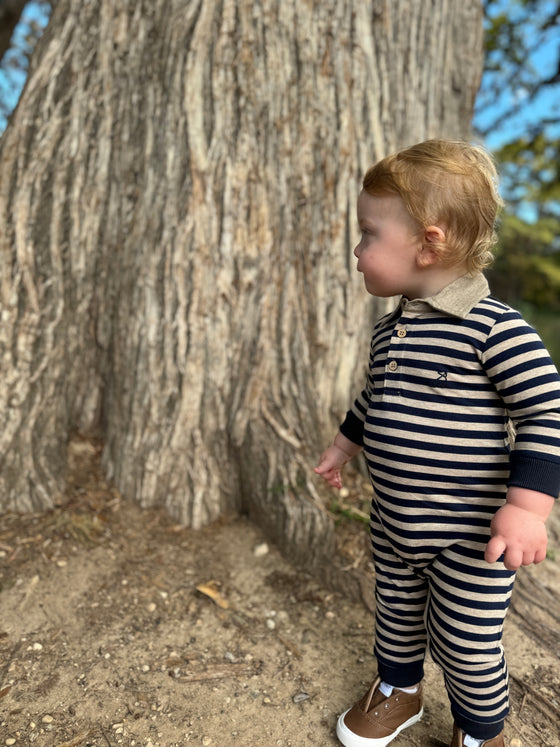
[315,140,560,747]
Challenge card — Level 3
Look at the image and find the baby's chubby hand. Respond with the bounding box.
[485,487,555,571]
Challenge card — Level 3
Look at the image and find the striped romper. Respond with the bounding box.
[339,272,560,739]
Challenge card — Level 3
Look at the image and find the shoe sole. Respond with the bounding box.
[336,706,423,747]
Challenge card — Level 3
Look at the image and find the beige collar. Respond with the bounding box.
[425,273,490,318]
[392,273,490,320]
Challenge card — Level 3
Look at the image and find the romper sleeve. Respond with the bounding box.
[481,309,560,499]
[339,336,377,447]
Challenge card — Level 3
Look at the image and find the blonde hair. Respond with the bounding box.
[362,140,504,272]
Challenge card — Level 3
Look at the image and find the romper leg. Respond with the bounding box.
[370,510,428,687]
[424,542,515,739]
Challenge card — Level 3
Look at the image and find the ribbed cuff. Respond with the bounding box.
[508,452,560,498]
[375,655,424,688]
[339,410,364,447]
[451,707,505,740]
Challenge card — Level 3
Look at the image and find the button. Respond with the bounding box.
[388,360,398,371]
[397,329,407,338]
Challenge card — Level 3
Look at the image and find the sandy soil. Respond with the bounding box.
[1,438,559,747]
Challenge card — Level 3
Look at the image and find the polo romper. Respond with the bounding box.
[339,273,560,738]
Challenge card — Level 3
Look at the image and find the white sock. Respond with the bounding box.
[463,735,483,747]
[379,681,418,697]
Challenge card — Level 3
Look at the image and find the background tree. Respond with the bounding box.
[0,0,483,572]
[477,0,560,359]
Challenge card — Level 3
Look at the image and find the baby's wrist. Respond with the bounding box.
[505,486,555,522]
[333,431,362,459]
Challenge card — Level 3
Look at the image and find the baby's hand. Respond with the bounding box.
[485,487,554,571]
[314,446,347,489]
[485,504,547,570]
[314,432,363,490]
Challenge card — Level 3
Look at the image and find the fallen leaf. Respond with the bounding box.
[195,580,229,609]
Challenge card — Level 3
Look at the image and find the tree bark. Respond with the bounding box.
[0,0,483,568]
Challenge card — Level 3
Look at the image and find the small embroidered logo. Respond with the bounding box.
[437,370,448,381]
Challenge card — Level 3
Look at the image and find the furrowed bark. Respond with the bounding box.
[0,0,483,567]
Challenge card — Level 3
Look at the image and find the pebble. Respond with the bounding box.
[253,542,269,557]
[202,738,212,745]
[293,692,310,703]
[6,739,16,746]
[147,603,157,612]
[510,740,522,747]
[42,715,53,723]
[339,487,350,499]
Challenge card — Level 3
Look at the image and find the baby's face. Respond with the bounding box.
[354,191,424,299]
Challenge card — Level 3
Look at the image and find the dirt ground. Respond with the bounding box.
[1,439,560,747]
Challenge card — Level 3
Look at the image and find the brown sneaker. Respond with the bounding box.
[450,723,505,747]
[336,676,423,746]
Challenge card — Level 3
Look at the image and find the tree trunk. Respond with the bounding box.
[0,0,483,569]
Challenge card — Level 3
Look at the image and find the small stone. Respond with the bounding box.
[510,740,522,747]
[6,739,16,746]
[266,618,276,630]
[32,642,43,652]
[56,559,67,567]
[253,542,269,557]
[202,737,212,745]
[339,487,350,499]
[42,715,54,723]
[141,665,150,672]
[293,692,310,703]
[147,602,157,612]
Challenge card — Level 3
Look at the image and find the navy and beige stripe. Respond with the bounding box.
[339,273,560,736]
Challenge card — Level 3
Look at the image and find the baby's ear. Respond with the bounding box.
[418,225,446,267]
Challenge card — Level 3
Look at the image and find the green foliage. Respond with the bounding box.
[488,212,560,308]
[495,134,560,222]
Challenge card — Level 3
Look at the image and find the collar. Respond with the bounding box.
[391,273,490,321]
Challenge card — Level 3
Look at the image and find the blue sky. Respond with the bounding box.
[0,1,50,129]
[474,0,559,150]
